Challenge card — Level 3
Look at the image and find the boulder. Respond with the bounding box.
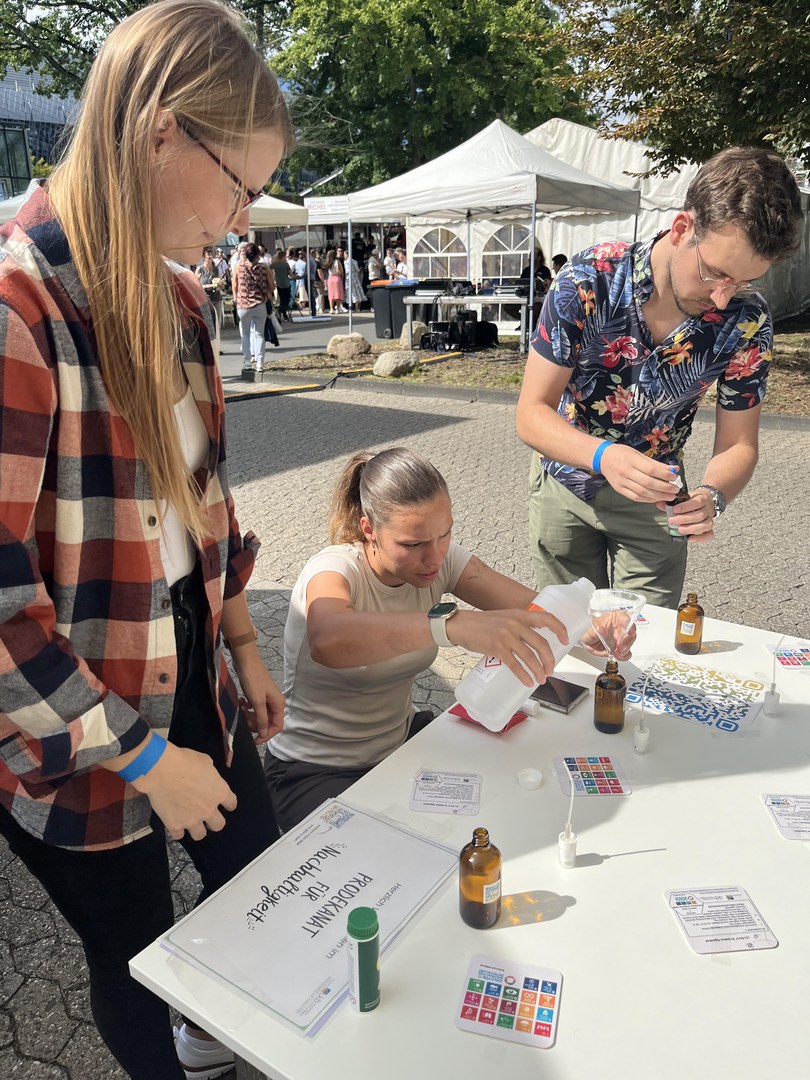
[373,350,421,377]
[326,333,372,362]
[400,319,428,347]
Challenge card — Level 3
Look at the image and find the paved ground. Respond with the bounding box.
[3,317,810,1077]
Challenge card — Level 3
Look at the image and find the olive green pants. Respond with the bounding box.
[527,455,688,610]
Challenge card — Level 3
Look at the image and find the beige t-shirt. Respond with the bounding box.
[270,541,472,767]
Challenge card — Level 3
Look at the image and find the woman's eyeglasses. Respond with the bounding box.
[180,123,264,211]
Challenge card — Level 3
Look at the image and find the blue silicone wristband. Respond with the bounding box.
[591,440,611,473]
[116,734,168,783]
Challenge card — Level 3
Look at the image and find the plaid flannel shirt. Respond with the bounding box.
[0,187,258,850]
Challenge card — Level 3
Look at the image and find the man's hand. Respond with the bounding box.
[657,489,716,544]
[600,444,682,503]
[132,743,237,842]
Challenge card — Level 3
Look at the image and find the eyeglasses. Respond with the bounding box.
[693,239,752,294]
[180,123,264,211]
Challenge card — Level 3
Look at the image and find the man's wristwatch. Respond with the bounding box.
[694,484,727,518]
[427,602,458,647]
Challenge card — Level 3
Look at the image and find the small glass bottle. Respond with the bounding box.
[593,659,626,733]
[666,478,690,542]
[675,592,704,654]
[459,827,502,929]
[347,907,380,1012]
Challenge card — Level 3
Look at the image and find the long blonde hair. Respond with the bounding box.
[48,0,292,545]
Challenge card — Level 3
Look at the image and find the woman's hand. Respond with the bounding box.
[448,608,569,687]
[231,647,285,744]
[579,618,636,660]
[132,742,237,842]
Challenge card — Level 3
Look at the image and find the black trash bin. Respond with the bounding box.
[388,281,418,340]
[369,282,394,339]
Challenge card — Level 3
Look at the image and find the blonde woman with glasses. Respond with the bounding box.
[0,2,292,1077]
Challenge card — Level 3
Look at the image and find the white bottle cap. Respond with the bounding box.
[558,828,577,868]
[520,698,542,717]
[633,725,650,753]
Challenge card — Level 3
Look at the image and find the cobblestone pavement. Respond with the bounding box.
[3,384,809,1078]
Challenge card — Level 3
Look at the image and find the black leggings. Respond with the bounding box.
[0,564,279,1079]
[265,708,435,832]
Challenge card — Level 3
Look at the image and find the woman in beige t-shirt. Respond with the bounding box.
[265,447,614,831]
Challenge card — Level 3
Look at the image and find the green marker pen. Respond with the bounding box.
[347,906,380,1013]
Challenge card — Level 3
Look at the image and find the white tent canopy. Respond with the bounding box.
[248,194,308,227]
[306,119,640,225]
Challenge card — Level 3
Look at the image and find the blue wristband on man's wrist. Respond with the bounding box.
[116,734,168,783]
[591,440,611,473]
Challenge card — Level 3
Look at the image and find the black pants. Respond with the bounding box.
[0,563,279,1079]
[265,708,435,832]
[276,286,291,318]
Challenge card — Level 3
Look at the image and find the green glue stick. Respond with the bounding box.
[347,906,380,1013]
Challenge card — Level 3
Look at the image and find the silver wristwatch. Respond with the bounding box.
[427,601,458,647]
[694,484,727,518]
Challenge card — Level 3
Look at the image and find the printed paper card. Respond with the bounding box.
[166,800,457,1036]
[455,954,562,1048]
[627,657,764,733]
[665,886,778,954]
[762,794,810,839]
[410,770,481,814]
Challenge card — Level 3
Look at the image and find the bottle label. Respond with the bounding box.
[483,880,501,905]
[680,621,696,636]
[474,655,503,682]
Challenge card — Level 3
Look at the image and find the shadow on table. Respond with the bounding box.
[494,890,575,928]
[575,846,667,868]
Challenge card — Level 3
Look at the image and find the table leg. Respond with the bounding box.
[235,1054,270,1080]
[406,306,413,349]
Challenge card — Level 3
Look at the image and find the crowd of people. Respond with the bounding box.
[0,1,804,1079]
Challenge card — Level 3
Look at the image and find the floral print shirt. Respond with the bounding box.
[530,235,772,502]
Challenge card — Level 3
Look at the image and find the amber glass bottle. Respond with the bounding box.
[666,482,691,542]
[593,659,626,733]
[675,592,704,654]
[459,827,502,929]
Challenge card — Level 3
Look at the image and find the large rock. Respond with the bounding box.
[399,320,428,347]
[326,333,372,363]
[373,350,421,377]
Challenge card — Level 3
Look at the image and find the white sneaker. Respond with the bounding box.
[173,1024,235,1079]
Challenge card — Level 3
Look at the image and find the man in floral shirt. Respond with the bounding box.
[516,147,803,607]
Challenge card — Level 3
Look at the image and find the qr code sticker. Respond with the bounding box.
[319,804,354,829]
[627,657,764,734]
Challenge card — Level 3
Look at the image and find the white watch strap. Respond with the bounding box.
[428,613,454,648]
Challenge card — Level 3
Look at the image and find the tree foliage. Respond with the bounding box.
[274,0,589,191]
[0,0,287,97]
[553,0,810,174]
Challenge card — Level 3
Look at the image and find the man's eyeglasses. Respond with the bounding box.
[180,122,264,211]
[693,239,753,294]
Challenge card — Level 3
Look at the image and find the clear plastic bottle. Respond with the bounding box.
[459,827,502,929]
[454,577,595,731]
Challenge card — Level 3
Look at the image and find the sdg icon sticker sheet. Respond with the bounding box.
[554,755,631,797]
[455,954,562,1048]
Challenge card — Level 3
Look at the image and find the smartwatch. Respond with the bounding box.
[427,601,458,647]
[694,484,727,518]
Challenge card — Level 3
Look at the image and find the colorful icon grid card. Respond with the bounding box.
[554,755,631,797]
[455,954,562,1048]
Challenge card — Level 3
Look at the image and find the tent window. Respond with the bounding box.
[482,225,531,281]
[412,228,468,279]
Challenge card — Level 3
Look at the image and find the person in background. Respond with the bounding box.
[367,245,383,281]
[552,253,568,276]
[0,2,290,1078]
[394,246,410,280]
[264,447,628,832]
[347,250,367,311]
[520,245,552,293]
[271,246,292,320]
[517,147,803,608]
[195,249,225,333]
[384,245,397,280]
[324,247,345,314]
[234,241,278,366]
[229,239,247,282]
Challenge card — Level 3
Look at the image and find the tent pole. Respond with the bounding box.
[527,202,537,350]
[466,210,472,282]
[347,216,353,335]
[306,221,313,318]
[633,211,639,243]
